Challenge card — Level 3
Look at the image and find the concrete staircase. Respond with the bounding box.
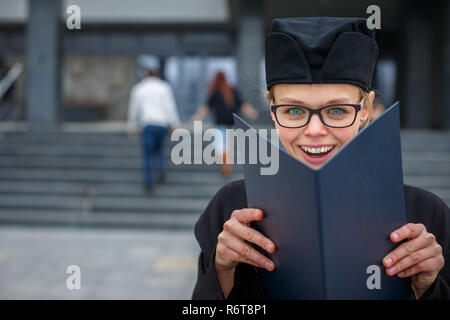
[0,127,244,229]
[398,130,450,206]
[0,126,448,230]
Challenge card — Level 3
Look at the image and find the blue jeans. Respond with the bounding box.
[141,124,169,187]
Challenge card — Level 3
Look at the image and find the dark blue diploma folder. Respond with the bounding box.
[233,102,408,299]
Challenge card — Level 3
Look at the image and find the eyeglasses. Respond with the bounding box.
[271,98,363,128]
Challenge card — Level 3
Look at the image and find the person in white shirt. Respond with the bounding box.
[127,58,180,192]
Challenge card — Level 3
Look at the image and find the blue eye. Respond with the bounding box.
[329,108,343,115]
[289,108,302,115]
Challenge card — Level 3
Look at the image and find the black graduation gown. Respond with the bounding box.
[192,179,450,300]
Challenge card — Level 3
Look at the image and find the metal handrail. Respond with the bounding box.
[0,62,22,100]
[0,62,23,121]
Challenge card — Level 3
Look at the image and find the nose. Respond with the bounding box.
[303,114,328,136]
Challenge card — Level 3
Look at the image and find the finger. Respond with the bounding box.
[389,223,426,243]
[396,256,445,278]
[222,246,273,271]
[383,232,437,269]
[215,241,239,271]
[217,241,262,270]
[225,232,275,271]
[223,217,275,253]
[385,244,442,276]
[230,209,264,224]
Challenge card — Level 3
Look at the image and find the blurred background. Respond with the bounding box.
[0,0,449,299]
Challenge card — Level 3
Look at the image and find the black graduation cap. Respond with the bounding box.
[265,17,379,92]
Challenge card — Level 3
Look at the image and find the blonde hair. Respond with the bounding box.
[266,87,373,129]
[359,88,373,129]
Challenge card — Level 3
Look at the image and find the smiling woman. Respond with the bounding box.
[192,17,450,300]
[267,83,373,169]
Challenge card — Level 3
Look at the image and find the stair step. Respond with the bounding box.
[0,168,244,184]
[403,176,450,188]
[0,181,221,198]
[0,209,198,229]
[0,194,208,213]
[0,156,244,172]
[0,144,142,157]
[402,163,450,175]
[0,156,447,174]
[401,151,450,163]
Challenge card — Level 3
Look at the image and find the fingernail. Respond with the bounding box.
[384,257,392,266]
[265,243,273,252]
[392,233,399,240]
[265,262,273,270]
[387,266,396,274]
[398,272,404,277]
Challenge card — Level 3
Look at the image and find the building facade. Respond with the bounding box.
[0,0,449,129]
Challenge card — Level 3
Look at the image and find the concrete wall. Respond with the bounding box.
[62,56,136,121]
[0,0,229,23]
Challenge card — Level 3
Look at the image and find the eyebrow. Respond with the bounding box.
[276,97,354,106]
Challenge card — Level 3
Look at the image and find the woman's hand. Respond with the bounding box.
[214,208,275,298]
[241,103,259,120]
[191,105,209,122]
[215,208,276,273]
[382,223,445,299]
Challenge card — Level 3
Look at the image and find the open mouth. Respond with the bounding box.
[299,145,335,158]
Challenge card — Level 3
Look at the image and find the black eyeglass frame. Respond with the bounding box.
[270,99,363,129]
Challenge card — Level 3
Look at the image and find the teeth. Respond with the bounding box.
[301,146,333,154]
